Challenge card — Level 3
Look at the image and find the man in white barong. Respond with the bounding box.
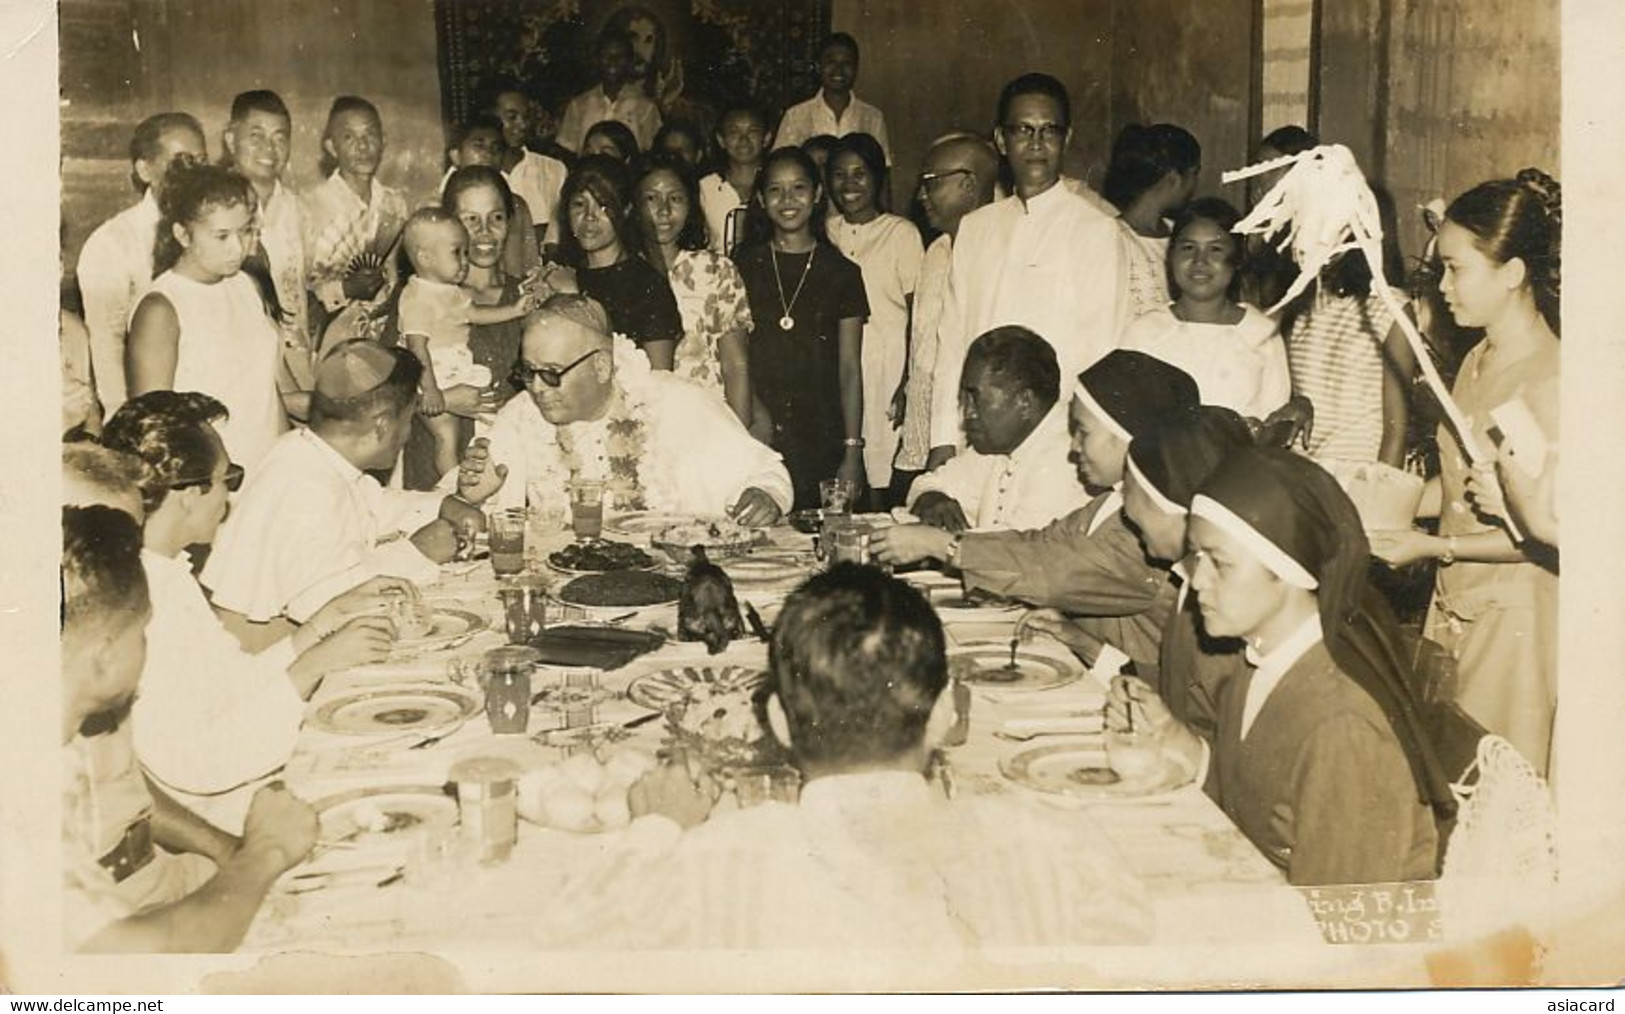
[905,325,1089,533]
[449,294,790,526]
[202,341,504,648]
[928,72,1127,468]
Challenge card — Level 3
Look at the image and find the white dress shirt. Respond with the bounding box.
[1121,304,1292,421]
[556,85,663,153]
[897,234,953,471]
[452,337,792,516]
[906,401,1088,530]
[698,173,750,256]
[134,548,305,830]
[930,181,1127,450]
[506,149,568,228]
[1240,612,1325,739]
[775,90,893,165]
[202,427,442,623]
[530,770,1152,950]
[76,190,160,414]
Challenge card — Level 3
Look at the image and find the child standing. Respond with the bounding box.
[1120,198,1290,426]
[126,162,288,470]
[700,104,771,258]
[398,208,535,474]
[733,148,869,509]
[825,133,922,500]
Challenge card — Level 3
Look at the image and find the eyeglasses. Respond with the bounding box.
[512,348,601,389]
[1001,122,1067,146]
[168,462,244,494]
[917,168,973,193]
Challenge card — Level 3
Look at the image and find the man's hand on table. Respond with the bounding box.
[297,576,420,650]
[868,523,953,566]
[288,615,397,696]
[911,491,969,533]
[728,487,782,528]
[235,782,319,875]
[629,761,718,830]
[455,437,508,507]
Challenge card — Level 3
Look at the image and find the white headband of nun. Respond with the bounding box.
[1188,494,1320,590]
[1125,453,1185,516]
[1073,385,1133,443]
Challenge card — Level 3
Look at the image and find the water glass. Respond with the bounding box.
[449,756,522,866]
[488,509,527,576]
[482,645,539,734]
[498,573,550,644]
[569,480,605,541]
[733,765,801,808]
[819,478,857,520]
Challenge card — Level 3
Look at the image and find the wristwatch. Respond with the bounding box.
[843,437,866,448]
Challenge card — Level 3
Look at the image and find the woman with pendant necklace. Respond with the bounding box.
[734,147,869,509]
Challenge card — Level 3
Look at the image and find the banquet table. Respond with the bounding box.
[242,519,1325,952]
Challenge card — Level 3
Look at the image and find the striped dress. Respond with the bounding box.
[1286,288,1397,464]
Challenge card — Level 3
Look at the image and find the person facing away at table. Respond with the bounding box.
[775,32,893,167]
[201,340,506,651]
[77,111,207,417]
[897,133,1000,486]
[873,350,1199,682]
[449,293,789,526]
[1106,448,1449,887]
[101,391,409,832]
[926,72,1127,469]
[904,325,1089,533]
[556,28,663,156]
[61,504,319,953]
[531,563,1152,951]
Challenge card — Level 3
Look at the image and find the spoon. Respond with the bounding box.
[1004,637,1020,671]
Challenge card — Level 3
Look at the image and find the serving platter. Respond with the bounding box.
[556,570,684,609]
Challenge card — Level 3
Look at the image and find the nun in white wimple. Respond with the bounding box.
[1111,446,1449,887]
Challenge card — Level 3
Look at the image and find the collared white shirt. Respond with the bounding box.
[506,149,568,228]
[452,338,793,516]
[1171,557,1192,613]
[1240,612,1324,739]
[906,400,1087,530]
[300,171,408,317]
[557,85,663,153]
[134,548,305,830]
[1085,484,1125,537]
[76,189,161,413]
[931,180,1127,449]
[698,172,750,256]
[775,90,893,165]
[530,770,1152,950]
[202,427,442,623]
[897,233,953,471]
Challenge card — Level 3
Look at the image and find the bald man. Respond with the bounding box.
[904,134,999,476]
[449,293,791,526]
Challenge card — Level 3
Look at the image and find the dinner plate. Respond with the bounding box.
[393,607,489,648]
[314,784,459,842]
[722,553,812,586]
[1000,742,1187,800]
[948,648,1080,692]
[309,685,482,736]
[626,665,768,712]
[603,511,693,540]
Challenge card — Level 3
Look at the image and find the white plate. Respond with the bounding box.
[948,648,1080,692]
[603,511,694,540]
[394,607,489,648]
[722,553,812,586]
[626,665,767,712]
[999,742,1187,800]
[309,685,482,736]
[314,785,459,842]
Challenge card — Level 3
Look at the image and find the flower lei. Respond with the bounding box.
[548,335,680,513]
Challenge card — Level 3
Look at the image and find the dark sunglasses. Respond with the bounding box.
[169,462,245,494]
[511,348,601,389]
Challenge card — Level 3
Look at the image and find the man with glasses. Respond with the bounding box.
[928,73,1127,469]
[102,391,407,832]
[202,341,505,647]
[897,133,998,482]
[450,293,790,526]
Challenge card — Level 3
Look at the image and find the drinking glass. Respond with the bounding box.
[482,645,539,734]
[733,765,801,808]
[487,509,527,576]
[569,480,605,541]
[819,478,857,520]
[498,573,550,644]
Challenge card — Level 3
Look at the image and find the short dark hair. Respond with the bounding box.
[555,154,636,269]
[61,505,149,636]
[102,391,230,516]
[229,90,290,125]
[443,164,516,218]
[1258,124,1318,157]
[819,32,859,60]
[583,119,642,162]
[742,146,829,246]
[825,132,889,213]
[128,112,204,192]
[634,153,709,252]
[652,118,707,166]
[61,443,143,512]
[1168,197,1245,301]
[310,342,423,427]
[454,113,506,149]
[963,325,1061,408]
[997,72,1071,131]
[768,563,948,768]
[1103,123,1201,210]
[320,96,382,176]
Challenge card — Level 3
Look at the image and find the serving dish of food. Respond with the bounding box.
[547,539,656,574]
[556,570,684,609]
[650,517,767,562]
